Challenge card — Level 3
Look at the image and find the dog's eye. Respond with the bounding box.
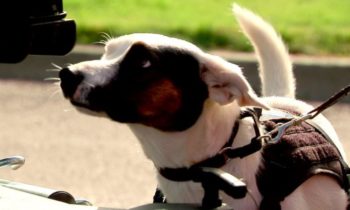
[141,60,151,69]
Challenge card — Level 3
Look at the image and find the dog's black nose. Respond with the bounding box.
[59,68,84,98]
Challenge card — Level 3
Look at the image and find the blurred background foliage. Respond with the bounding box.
[65,0,350,55]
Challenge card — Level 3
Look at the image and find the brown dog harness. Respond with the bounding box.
[257,112,350,210]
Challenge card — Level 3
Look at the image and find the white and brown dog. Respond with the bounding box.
[59,4,348,210]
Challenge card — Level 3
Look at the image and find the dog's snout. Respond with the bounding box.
[59,67,75,81]
[59,68,84,98]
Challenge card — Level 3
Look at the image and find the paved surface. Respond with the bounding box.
[0,80,349,209]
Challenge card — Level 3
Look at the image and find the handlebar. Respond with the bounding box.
[0,156,239,209]
[0,156,25,170]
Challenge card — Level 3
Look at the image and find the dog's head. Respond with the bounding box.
[60,33,267,131]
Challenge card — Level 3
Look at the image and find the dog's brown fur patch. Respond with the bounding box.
[136,78,182,129]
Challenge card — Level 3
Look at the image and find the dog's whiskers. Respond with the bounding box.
[44,65,62,98]
[44,77,61,82]
[51,63,62,69]
[94,41,106,46]
[46,69,61,72]
[101,32,113,41]
[95,32,114,46]
[45,63,62,84]
[46,63,62,72]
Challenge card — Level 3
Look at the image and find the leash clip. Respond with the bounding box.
[268,85,350,144]
[264,113,314,144]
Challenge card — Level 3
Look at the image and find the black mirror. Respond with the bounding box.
[0,0,76,63]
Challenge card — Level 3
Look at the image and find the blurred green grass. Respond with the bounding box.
[65,0,350,55]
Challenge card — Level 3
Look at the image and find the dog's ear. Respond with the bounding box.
[200,54,269,109]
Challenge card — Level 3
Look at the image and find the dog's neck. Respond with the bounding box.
[128,100,240,168]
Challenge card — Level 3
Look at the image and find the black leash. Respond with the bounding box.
[308,85,350,117]
[263,85,350,144]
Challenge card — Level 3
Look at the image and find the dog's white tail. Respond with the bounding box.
[233,4,295,98]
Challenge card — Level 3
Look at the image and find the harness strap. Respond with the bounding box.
[159,108,263,182]
[159,121,240,182]
[222,120,240,149]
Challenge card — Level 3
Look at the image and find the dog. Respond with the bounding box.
[59,4,348,210]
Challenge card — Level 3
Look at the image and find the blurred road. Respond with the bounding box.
[0,80,156,209]
[0,80,349,209]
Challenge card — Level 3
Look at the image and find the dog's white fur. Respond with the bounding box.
[66,4,348,210]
